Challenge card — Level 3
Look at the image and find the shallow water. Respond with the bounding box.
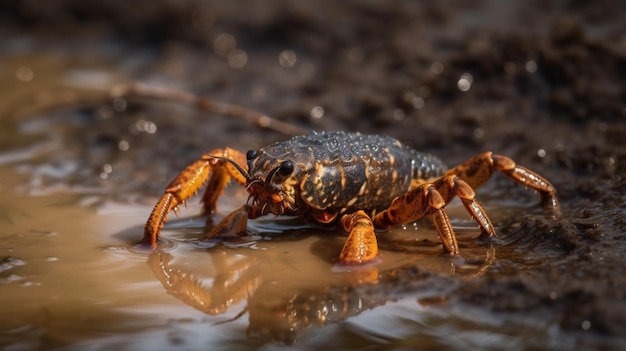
[0,57,547,350]
[0,159,496,350]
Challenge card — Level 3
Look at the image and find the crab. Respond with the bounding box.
[140,131,559,264]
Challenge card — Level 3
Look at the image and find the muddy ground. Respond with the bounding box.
[0,1,625,350]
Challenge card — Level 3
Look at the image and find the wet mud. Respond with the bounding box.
[0,1,624,350]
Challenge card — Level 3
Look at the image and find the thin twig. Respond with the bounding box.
[4,82,310,136]
[110,83,310,136]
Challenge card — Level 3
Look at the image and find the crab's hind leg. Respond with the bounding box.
[447,152,560,210]
[373,181,470,255]
[141,147,247,248]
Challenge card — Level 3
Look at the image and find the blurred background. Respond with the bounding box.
[0,1,624,350]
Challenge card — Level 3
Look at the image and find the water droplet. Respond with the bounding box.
[412,96,424,109]
[118,140,130,151]
[310,106,324,119]
[581,320,591,330]
[457,73,473,92]
[525,60,537,73]
[537,149,546,158]
[392,109,405,121]
[228,49,248,69]
[278,50,297,68]
[430,61,444,75]
[214,33,236,57]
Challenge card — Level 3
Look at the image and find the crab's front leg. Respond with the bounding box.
[140,147,247,248]
[337,210,380,265]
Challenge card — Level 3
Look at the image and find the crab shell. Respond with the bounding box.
[245,132,446,222]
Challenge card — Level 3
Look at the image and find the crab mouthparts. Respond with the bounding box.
[206,155,286,216]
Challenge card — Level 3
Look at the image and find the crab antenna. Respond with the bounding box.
[264,165,282,185]
[205,155,251,182]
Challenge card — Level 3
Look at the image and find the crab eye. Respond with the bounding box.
[279,160,294,176]
[246,149,259,160]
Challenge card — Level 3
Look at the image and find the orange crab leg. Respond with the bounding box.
[373,152,559,255]
[338,210,379,265]
[205,205,251,239]
[140,147,247,248]
[446,152,559,210]
[373,181,466,255]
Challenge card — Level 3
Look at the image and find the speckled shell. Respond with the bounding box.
[247,131,446,215]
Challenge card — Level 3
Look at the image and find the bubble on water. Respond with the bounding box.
[278,50,297,68]
[430,61,444,75]
[135,120,158,134]
[228,50,248,69]
[525,60,538,73]
[118,140,130,151]
[214,33,237,57]
[412,96,424,109]
[537,149,546,158]
[581,320,591,330]
[310,106,324,120]
[392,109,405,121]
[457,73,473,92]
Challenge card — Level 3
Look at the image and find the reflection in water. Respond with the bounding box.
[146,237,494,344]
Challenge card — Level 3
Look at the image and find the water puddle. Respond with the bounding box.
[1,160,499,350]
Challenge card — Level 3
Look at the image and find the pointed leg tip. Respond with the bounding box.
[133,238,158,252]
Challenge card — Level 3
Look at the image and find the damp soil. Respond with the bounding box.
[0,1,625,350]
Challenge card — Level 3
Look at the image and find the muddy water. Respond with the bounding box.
[0,57,552,349]
[0,128,494,350]
[0,125,494,350]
